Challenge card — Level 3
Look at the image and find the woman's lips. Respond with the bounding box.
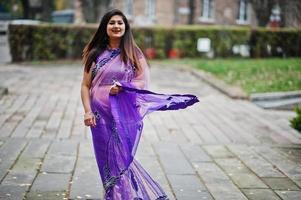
[112,29,121,33]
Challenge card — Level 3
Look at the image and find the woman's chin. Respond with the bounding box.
[109,34,124,39]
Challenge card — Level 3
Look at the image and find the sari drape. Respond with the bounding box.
[89,48,198,200]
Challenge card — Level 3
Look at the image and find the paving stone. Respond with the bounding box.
[153,142,195,175]
[57,119,73,139]
[228,145,285,177]
[171,112,203,144]
[0,139,27,180]
[2,63,301,200]
[47,140,78,156]
[0,121,18,137]
[194,162,230,183]
[195,162,248,199]
[167,174,210,200]
[136,141,156,157]
[0,185,27,200]
[205,182,248,200]
[11,123,30,137]
[78,141,95,158]
[215,158,268,188]
[262,177,300,190]
[192,124,218,144]
[275,190,301,200]
[242,189,281,200]
[203,145,234,158]
[2,171,36,187]
[195,162,230,183]
[180,143,212,162]
[278,148,301,164]
[230,173,268,189]
[11,157,41,173]
[69,156,103,199]
[21,139,50,158]
[154,124,187,143]
[26,191,67,200]
[31,173,70,192]
[0,138,27,160]
[45,111,63,134]
[255,146,301,179]
[41,155,76,173]
[26,120,46,138]
[173,189,213,200]
[293,179,301,188]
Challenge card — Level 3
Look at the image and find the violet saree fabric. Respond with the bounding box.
[90,48,199,200]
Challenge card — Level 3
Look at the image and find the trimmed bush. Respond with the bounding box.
[9,23,96,61]
[290,107,301,133]
[8,23,301,62]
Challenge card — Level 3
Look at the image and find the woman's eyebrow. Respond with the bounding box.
[109,20,123,23]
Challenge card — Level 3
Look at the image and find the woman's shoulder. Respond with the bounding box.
[135,46,145,59]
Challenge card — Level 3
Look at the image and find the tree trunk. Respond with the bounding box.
[250,0,274,26]
[21,0,30,19]
[188,0,195,24]
[41,0,53,22]
[74,0,86,24]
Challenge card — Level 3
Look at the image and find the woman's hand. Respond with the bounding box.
[84,111,96,127]
[109,83,122,95]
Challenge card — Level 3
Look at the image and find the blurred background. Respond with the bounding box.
[0,0,300,110]
[1,0,300,26]
[0,0,300,63]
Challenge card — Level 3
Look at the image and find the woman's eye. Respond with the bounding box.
[118,23,123,25]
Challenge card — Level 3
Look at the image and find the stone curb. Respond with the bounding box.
[251,90,301,101]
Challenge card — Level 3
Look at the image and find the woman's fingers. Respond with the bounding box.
[93,116,96,126]
[84,117,94,127]
[110,86,121,95]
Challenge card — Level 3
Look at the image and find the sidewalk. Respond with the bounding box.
[0,63,300,200]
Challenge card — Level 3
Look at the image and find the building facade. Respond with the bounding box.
[111,0,258,27]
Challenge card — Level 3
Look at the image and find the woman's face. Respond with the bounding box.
[106,15,126,40]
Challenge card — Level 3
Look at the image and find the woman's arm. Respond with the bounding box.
[131,56,150,90]
[80,62,96,127]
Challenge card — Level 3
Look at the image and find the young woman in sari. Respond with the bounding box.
[81,9,198,200]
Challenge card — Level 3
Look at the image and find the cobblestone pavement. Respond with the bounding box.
[0,63,301,200]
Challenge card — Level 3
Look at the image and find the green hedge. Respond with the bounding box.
[8,24,301,62]
[9,24,96,62]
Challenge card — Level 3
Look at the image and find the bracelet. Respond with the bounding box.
[84,111,94,118]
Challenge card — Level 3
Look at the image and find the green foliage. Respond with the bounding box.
[290,107,301,133]
[250,28,301,57]
[159,58,301,94]
[9,23,95,61]
[8,24,301,62]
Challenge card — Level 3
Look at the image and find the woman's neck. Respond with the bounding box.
[108,38,120,49]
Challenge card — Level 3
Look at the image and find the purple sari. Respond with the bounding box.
[90,48,198,200]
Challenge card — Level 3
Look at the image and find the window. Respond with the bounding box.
[124,0,133,18]
[201,0,214,20]
[237,0,249,24]
[145,0,156,19]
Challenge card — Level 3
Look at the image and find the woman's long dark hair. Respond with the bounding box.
[82,9,141,72]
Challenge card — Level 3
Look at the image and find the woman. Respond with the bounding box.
[81,9,198,200]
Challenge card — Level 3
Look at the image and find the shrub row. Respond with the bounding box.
[8,24,301,62]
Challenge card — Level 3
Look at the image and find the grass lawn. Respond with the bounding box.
[155,58,301,94]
